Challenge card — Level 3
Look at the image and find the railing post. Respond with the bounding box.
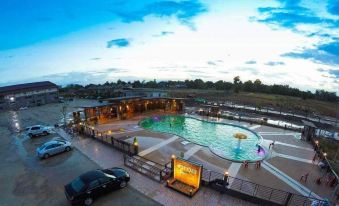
[284,193,293,206]
[268,189,274,201]
[239,179,244,190]
[253,184,258,196]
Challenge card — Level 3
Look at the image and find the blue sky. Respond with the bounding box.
[0,0,338,93]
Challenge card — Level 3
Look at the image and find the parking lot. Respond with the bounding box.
[0,102,161,206]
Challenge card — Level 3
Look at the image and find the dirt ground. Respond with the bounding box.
[0,99,161,206]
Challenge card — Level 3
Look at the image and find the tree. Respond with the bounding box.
[243,80,254,92]
[254,79,262,92]
[60,102,69,127]
[233,76,241,93]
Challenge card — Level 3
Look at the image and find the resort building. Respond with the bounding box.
[122,89,168,98]
[79,96,184,124]
[0,81,59,110]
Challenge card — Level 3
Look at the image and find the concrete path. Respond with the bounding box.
[184,145,202,159]
[227,163,242,188]
[274,141,314,151]
[262,161,321,199]
[249,125,261,130]
[274,153,313,164]
[138,135,179,156]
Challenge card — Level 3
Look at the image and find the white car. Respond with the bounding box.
[25,125,50,138]
[36,140,72,159]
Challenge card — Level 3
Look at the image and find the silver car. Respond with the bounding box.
[36,140,72,159]
[26,125,50,138]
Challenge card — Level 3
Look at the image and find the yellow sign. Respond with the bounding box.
[173,158,202,189]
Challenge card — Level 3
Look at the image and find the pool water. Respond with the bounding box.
[139,115,266,162]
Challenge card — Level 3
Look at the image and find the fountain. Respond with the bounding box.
[234,133,248,150]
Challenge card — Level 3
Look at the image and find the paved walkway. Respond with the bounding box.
[249,125,261,130]
[55,129,255,206]
[138,135,179,157]
[184,145,203,159]
[262,161,321,199]
[227,163,242,188]
[274,153,313,164]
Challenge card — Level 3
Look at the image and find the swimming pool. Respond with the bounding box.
[139,115,266,162]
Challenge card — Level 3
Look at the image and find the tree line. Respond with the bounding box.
[61,77,338,103]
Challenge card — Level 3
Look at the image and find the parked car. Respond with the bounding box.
[25,125,49,137]
[36,140,72,159]
[65,168,130,205]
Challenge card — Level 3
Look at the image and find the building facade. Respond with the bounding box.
[0,81,59,110]
[79,96,184,124]
[122,89,168,98]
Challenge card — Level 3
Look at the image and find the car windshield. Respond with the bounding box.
[71,177,86,193]
[111,169,125,177]
[38,144,48,150]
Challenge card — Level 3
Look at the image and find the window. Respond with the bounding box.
[31,127,40,130]
[99,177,111,185]
[45,145,53,150]
[71,177,86,193]
[88,180,100,190]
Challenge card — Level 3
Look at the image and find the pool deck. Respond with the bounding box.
[66,114,337,204]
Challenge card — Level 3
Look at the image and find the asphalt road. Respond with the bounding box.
[0,110,161,206]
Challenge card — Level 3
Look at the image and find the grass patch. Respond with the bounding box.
[167,89,337,117]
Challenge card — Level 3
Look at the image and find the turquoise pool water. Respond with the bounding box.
[139,115,265,162]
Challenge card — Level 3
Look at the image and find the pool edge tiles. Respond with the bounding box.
[139,115,268,162]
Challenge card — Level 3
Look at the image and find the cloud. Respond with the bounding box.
[185,69,206,73]
[327,0,339,15]
[265,61,285,66]
[153,31,174,37]
[110,0,207,27]
[207,61,216,66]
[238,67,259,75]
[107,38,130,48]
[329,69,339,78]
[245,60,257,65]
[256,1,337,32]
[282,41,339,65]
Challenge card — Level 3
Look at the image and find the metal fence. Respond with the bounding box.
[81,126,135,156]
[123,155,170,182]
[202,168,332,206]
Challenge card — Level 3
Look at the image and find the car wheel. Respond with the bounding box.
[43,131,48,136]
[28,133,33,138]
[65,146,71,152]
[119,180,127,188]
[84,197,93,206]
[43,153,50,159]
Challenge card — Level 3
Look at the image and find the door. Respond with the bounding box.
[31,126,40,135]
[87,180,102,199]
[54,143,64,154]
[47,144,59,155]
[98,177,113,192]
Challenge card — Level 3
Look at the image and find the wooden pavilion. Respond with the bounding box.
[79,96,184,124]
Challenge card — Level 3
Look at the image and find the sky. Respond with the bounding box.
[0,0,338,93]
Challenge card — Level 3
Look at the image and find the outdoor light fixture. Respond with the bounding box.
[171,154,176,159]
[324,153,327,157]
[315,140,319,145]
[10,97,15,102]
